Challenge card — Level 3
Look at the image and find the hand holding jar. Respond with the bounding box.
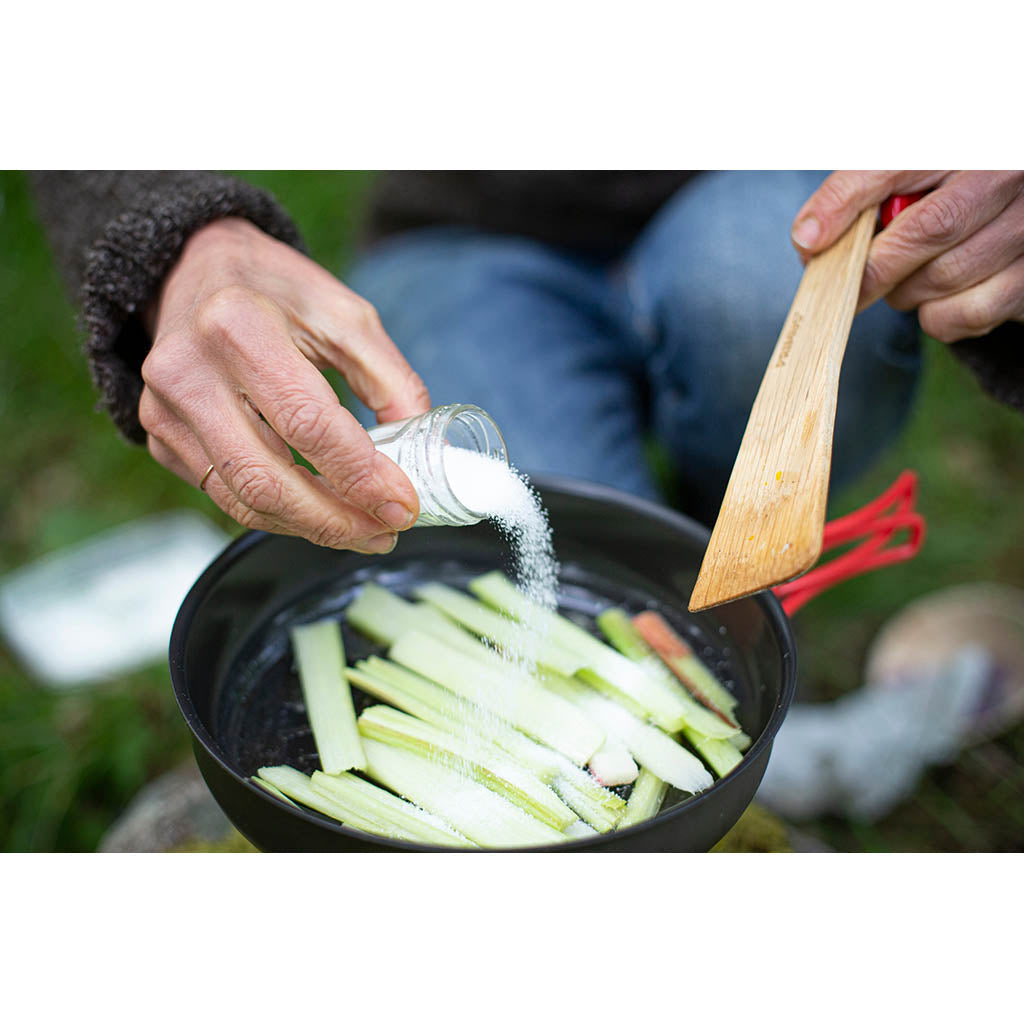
[138,217,432,554]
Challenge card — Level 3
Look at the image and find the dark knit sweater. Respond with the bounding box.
[362,170,698,254]
[29,170,1024,445]
[30,171,306,443]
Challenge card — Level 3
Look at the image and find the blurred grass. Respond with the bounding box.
[0,170,374,851]
[792,339,1024,852]
[1,169,1023,851]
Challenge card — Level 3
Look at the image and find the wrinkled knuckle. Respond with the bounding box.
[208,487,273,533]
[815,180,847,214]
[231,458,285,516]
[234,503,273,533]
[818,172,866,210]
[308,519,356,550]
[336,452,378,504]
[926,248,972,293]
[914,193,969,246]
[279,397,332,453]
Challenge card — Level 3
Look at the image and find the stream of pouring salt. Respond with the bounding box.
[442,446,559,668]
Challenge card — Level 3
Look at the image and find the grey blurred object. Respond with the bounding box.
[0,511,230,688]
[99,761,236,852]
[757,584,1024,823]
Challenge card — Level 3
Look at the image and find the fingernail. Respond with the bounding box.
[792,215,820,249]
[362,532,398,554]
[375,501,416,530]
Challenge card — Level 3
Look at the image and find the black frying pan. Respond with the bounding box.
[169,476,797,851]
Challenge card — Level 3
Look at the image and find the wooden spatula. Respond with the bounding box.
[688,205,879,612]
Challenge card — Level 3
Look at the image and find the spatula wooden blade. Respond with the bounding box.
[689,207,877,612]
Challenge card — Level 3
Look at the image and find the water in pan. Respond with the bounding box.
[214,554,757,822]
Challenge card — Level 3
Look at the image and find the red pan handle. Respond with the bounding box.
[881,191,929,227]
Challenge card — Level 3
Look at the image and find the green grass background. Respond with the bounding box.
[2,170,1022,851]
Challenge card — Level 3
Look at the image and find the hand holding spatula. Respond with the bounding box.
[689,193,924,612]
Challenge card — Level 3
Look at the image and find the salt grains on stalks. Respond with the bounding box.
[442,447,559,669]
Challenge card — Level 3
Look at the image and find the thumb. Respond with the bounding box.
[790,170,947,256]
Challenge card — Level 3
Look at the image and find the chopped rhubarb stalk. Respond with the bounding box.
[632,611,740,727]
[633,610,694,658]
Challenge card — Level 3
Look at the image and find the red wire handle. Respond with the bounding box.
[771,191,930,616]
[772,470,926,616]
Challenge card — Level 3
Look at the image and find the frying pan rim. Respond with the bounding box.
[169,474,797,852]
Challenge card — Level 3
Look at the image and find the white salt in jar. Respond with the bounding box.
[368,404,509,527]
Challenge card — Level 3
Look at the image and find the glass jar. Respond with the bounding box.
[368,404,509,527]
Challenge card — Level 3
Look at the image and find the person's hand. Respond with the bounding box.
[791,171,1024,342]
[139,217,432,553]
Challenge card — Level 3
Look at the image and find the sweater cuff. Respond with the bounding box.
[81,174,306,443]
[949,321,1024,414]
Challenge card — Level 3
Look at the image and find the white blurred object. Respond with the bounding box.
[757,648,992,822]
[757,584,1024,823]
[865,583,1024,745]
[0,512,231,688]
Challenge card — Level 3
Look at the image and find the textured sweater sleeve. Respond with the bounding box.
[948,323,1024,414]
[29,171,306,443]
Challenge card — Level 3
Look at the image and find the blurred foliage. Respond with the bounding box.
[1,169,1023,852]
[790,300,1024,852]
[0,170,376,851]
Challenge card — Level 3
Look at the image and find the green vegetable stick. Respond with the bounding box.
[290,619,365,774]
[620,768,669,828]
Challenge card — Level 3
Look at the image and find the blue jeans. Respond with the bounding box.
[347,171,921,524]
